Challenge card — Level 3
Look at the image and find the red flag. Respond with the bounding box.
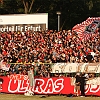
[72,17,100,41]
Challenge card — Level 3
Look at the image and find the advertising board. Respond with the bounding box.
[0,13,48,32]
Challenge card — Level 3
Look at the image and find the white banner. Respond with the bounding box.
[0,13,48,32]
[52,63,100,73]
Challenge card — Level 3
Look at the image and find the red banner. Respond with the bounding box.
[0,75,100,96]
[0,76,74,94]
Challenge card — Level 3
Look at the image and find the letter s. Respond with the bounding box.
[53,79,64,92]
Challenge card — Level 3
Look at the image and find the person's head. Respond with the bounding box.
[76,72,80,76]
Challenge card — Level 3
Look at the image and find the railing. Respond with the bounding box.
[0,62,100,77]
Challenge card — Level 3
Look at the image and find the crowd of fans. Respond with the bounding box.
[0,29,100,77]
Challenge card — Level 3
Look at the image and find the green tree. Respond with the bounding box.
[22,0,34,14]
